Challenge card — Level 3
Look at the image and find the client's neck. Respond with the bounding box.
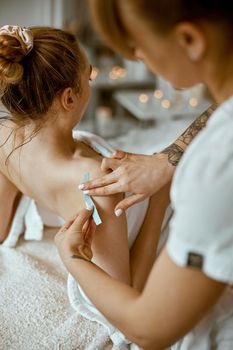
[21,113,77,157]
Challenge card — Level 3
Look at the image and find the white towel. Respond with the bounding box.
[0,227,115,350]
[2,195,43,247]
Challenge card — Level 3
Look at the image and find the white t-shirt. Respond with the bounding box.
[167,96,233,349]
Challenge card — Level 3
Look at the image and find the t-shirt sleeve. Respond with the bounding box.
[167,124,233,284]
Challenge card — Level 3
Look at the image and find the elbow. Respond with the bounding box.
[0,233,7,244]
[122,302,175,349]
[128,325,170,350]
[132,336,166,350]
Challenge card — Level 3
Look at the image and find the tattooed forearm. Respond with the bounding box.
[178,104,217,146]
[161,104,217,167]
[161,144,184,166]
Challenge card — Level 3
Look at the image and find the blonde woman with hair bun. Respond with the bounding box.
[0,24,172,346]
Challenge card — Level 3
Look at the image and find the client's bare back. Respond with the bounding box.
[0,25,130,284]
[0,121,130,283]
[0,120,100,223]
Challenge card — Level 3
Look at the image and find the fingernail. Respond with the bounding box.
[83,190,90,194]
[78,184,85,190]
[115,209,123,217]
[86,204,94,211]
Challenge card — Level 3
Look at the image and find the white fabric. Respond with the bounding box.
[67,274,131,349]
[0,227,115,350]
[167,96,233,349]
[2,195,43,247]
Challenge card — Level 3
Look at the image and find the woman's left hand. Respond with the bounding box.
[55,208,96,263]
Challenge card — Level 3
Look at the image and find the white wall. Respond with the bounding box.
[0,0,53,27]
[0,0,80,28]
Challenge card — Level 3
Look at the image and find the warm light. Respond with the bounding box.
[96,106,113,119]
[138,94,149,103]
[118,68,127,78]
[161,99,171,109]
[112,66,121,73]
[109,71,118,80]
[189,97,198,107]
[90,67,99,80]
[153,89,163,99]
[109,66,127,80]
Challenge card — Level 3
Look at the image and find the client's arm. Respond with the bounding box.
[0,171,20,242]
[90,191,130,284]
[55,162,130,284]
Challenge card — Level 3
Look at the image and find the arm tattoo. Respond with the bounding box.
[70,254,93,263]
[161,144,184,166]
[178,104,217,146]
[161,104,217,167]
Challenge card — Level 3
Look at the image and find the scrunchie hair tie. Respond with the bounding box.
[0,25,33,55]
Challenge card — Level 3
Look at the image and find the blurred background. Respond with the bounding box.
[0,0,213,154]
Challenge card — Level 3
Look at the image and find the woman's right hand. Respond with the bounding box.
[79,150,175,215]
[55,208,96,264]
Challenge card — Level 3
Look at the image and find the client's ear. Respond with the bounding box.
[60,87,77,111]
[175,22,206,62]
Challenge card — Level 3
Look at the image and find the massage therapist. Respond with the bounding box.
[55,1,233,349]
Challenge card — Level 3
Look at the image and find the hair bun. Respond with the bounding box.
[0,37,24,85]
[0,25,33,85]
[0,25,33,55]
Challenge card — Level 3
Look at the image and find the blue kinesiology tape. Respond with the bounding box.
[82,173,102,225]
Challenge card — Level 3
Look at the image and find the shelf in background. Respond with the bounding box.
[114,89,212,121]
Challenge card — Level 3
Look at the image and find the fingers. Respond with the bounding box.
[114,193,146,216]
[58,208,93,234]
[111,149,126,159]
[71,208,93,232]
[78,152,133,192]
[101,158,122,172]
[55,209,95,262]
[78,158,125,192]
[84,218,96,245]
[79,171,117,191]
[84,182,124,196]
[82,216,91,235]
[58,215,77,233]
